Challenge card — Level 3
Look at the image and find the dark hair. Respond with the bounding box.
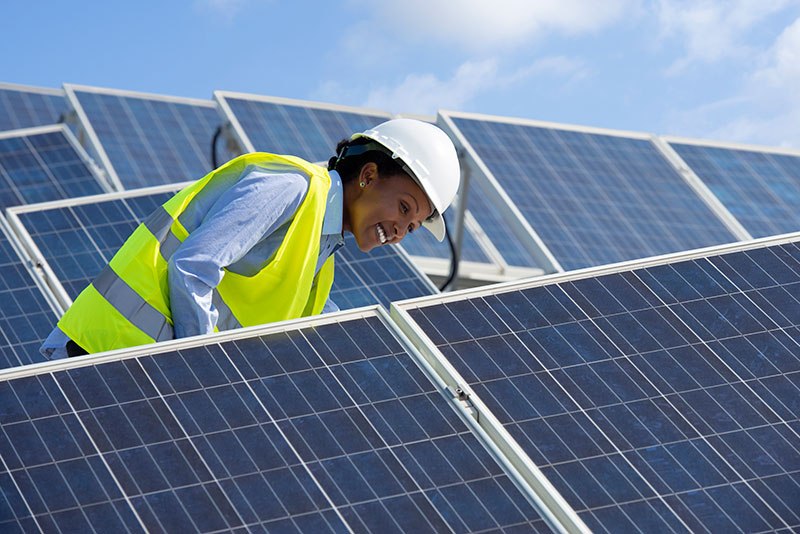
[328,137,407,183]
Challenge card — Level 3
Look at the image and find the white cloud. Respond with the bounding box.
[668,16,800,147]
[194,0,248,22]
[357,56,586,115]
[358,0,638,50]
[656,0,792,73]
[362,59,500,114]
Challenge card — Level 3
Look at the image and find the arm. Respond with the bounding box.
[167,170,308,338]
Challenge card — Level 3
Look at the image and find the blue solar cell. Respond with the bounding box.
[16,192,433,309]
[68,87,237,190]
[670,141,800,239]
[218,94,391,163]
[449,115,739,271]
[0,313,551,532]
[0,85,68,131]
[0,127,106,207]
[403,239,800,532]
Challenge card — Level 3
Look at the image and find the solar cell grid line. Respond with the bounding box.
[0,306,553,533]
[392,233,800,533]
[439,110,742,273]
[0,216,60,370]
[64,84,238,192]
[660,135,800,240]
[0,125,110,208]
[214,91,393,162]
[7,184,436,316]
[0,82,69,132]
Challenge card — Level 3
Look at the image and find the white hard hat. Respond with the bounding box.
[351,118,460,242]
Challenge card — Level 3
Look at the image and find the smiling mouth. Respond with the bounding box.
[376,223,387,244]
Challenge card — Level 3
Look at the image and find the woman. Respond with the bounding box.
[40,118,460,358]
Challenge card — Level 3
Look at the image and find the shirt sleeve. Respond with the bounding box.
[321,298,340,314]
[168,170,309,338]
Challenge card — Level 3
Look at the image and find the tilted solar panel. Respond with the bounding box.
[0,309,551,533]
[0,125,108,208]
[665,137,800,240]
[0,218,59,370]
[9,185,436,317]
[8,187,176,303]
[64,85,237,191]
[214,92,393,163]
[0,83,69,132]
[440,112,742,273]
[394,234,800,533]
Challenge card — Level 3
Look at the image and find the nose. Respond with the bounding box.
[394,223,406,241]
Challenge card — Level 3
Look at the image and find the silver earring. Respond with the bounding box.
[360,181,365,188]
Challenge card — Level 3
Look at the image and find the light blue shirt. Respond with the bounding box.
[41,168,344,360]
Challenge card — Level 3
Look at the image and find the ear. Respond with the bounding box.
[359,162,378,187]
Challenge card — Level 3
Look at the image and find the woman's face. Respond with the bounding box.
[343,162,432,252]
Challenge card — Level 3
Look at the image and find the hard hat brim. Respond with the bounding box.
[423,213,446,242]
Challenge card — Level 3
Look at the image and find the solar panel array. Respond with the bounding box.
[10,187,436,313]
[0,84,69,132]
[442,113,742,272]
[0,310,551,533]
[667,139,800,240]
[65,85,237,191]
[395,235,800,533]
[0,126,107,209]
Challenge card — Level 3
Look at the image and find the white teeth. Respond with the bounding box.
[377,224,387,244]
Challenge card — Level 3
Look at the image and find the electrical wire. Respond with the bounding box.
[440,222,458,291]
[211,126,222,168]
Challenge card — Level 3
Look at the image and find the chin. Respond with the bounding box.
[353,234,377,253]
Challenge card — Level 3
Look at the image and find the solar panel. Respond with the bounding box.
[393,233,800,533]
[0,217,59,370]
[440,111,742,273]
[64,84,237,191]
[0,83,69,132]
[0,125,109,209]
[8,185,436,315]
[664,137,800,239]
[7,185,177,305]
[214,92,393,163]
[0,308,551,532]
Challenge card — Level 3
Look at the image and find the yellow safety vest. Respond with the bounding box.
[58,153,335,354]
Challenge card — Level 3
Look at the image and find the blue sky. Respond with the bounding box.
[3,1,799,147]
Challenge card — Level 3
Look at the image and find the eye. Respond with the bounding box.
[401,202,409,215]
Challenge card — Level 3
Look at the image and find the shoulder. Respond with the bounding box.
[237,169,310,202]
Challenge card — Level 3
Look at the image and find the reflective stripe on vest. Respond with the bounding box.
[93,265,174,342]
[58,153,335,354]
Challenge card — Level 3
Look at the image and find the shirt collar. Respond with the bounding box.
[322,169,343,236]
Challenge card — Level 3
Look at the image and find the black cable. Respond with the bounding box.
[439,221,459,291]
[211,126,222,168]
